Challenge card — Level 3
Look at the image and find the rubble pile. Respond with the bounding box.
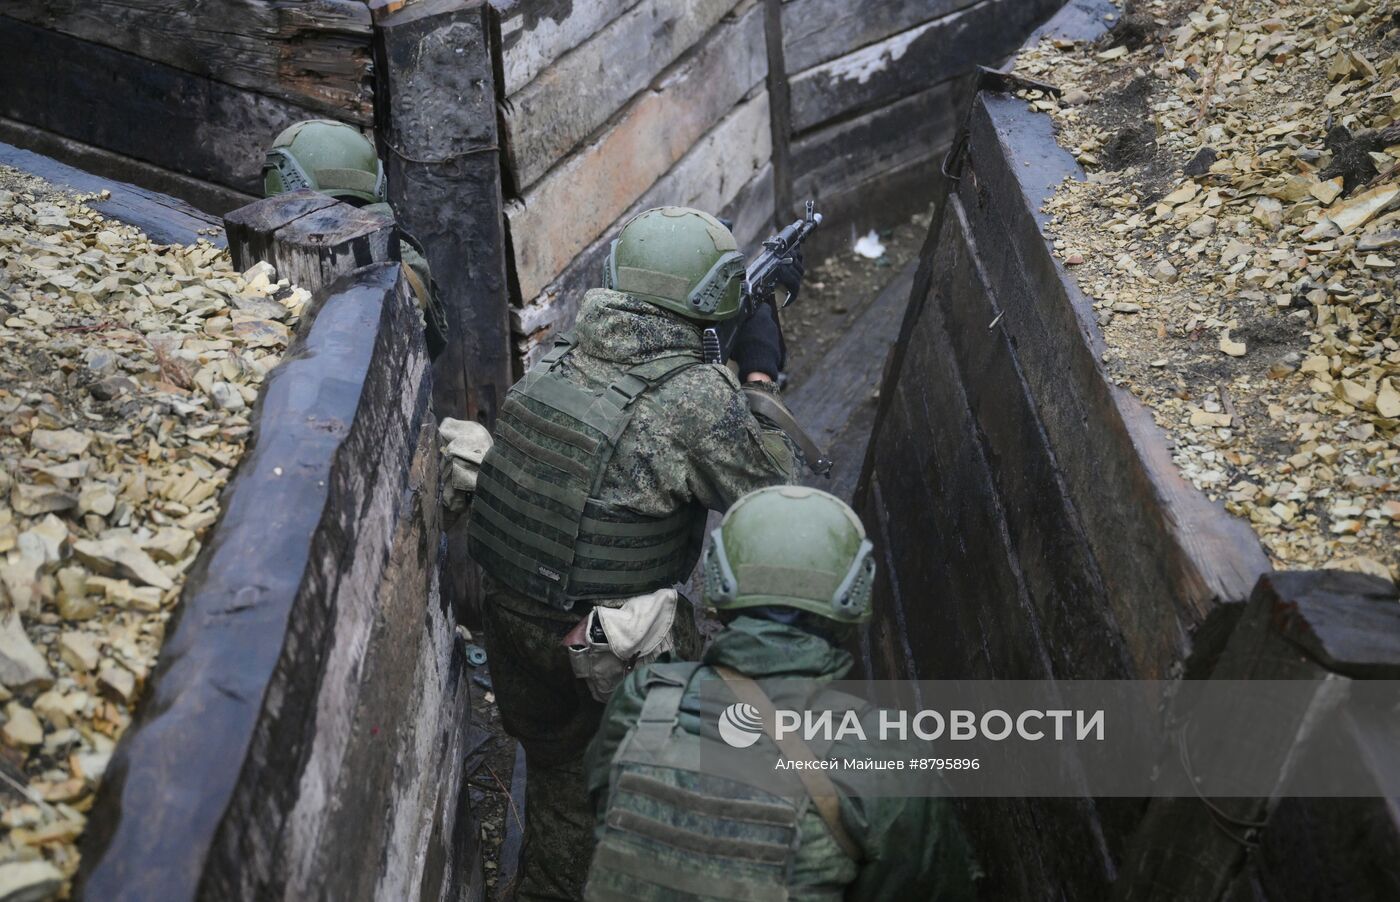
[1018,0,1400,579]
[0,167,307,896]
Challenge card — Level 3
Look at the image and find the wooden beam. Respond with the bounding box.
[780,0,978,74]
[496,0,643,95]
[506,2,766,300]
[375,0,513,426]
[0,2,373,122]
[0,119,256,218]
[224,190,396,298]
[788,0,1062,133]
[512,91,773,362]
[501,0,744,191]
[791,80,963,206]
[0,19,322,196]
[762,0,795,225]
[1112,570,1400,902]
[0,139,228,247]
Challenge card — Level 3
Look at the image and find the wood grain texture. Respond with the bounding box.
[0,140,227,247]
[791,79,963,207]
[0,19,319,195]
[376,0,512,425]
[780,0,978,73]
[80,264,481,902]
[507,3,768,300]
[501,0,746,190]
[496,0,643,95]
[0,1,373,121]
[789,0,1062,133]
[511,92,773,361]
[0,119,256,218]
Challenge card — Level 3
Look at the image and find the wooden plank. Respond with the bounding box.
[0,118,255,218]
[0,19,321,196]
[0,140,227,247]
[502,0,746,191]
[791,80,963,208]
[1111,571,1400,902]
[789,0,1062,133]
[964,93,1270,633]
[495,0,643,95]
[507,3,768,299]
[799,144,947,263]
[763,0,795,226]
[779,0,978,74]
[511,91,773,358]
[0,1,373,121]
[375,0,513,426]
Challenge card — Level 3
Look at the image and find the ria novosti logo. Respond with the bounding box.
[717,702,764,748]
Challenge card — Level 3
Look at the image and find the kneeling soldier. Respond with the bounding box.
[585,486,978,901]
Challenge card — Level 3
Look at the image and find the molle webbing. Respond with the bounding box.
[585,663,800,902]
[468,337,703,608]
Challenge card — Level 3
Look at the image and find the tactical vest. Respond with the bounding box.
[586,662,831,902]
[468,336,706,609]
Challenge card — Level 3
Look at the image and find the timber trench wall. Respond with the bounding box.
[498,0,1064,369]
[0,0,1064,382]
[71,192,482,901]
[854,2,1400,900]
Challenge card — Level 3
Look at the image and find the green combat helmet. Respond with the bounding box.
[263,120,385,205]
[703,485,876,623]
[604,206,746,321]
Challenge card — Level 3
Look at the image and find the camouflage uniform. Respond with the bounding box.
[479,287,799,900]
[586,615,980,901]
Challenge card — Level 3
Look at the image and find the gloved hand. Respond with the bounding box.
[439,417,493,513]
[773,247,805,306]
[732,303,785,382]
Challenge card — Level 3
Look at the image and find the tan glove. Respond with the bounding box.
[439,417,493,513]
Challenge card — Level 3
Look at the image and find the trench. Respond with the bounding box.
[5,0,1397,899]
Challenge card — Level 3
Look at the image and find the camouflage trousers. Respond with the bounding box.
[482,579,700,901]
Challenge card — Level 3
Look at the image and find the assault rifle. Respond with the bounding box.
[704,200,823,366]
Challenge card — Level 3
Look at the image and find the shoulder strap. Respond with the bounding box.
[628,661,703,754]
[539,332,576,369]
[742,387,833,477]
[712,665,863,861]
[605,353,702,408]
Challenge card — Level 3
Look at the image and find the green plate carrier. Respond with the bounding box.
[468,336,705,609]
[586,663,805,902]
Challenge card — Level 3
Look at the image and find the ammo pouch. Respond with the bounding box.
[564,588,678,701]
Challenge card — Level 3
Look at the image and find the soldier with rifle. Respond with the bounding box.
[455,205,826,900]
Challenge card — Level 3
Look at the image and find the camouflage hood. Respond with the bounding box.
[574,288,704,364]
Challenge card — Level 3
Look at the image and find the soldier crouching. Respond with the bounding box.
[584,486,979,901]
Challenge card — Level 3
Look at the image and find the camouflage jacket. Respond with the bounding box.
[586,616,980,901]
[558,288,798,517]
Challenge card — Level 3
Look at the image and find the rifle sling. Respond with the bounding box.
[742,387,832,477]
[710,666,862,861]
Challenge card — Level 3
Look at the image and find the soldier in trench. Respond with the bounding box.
[583,485,978,901]
[261,119,450,358]
[449,206,808,899]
